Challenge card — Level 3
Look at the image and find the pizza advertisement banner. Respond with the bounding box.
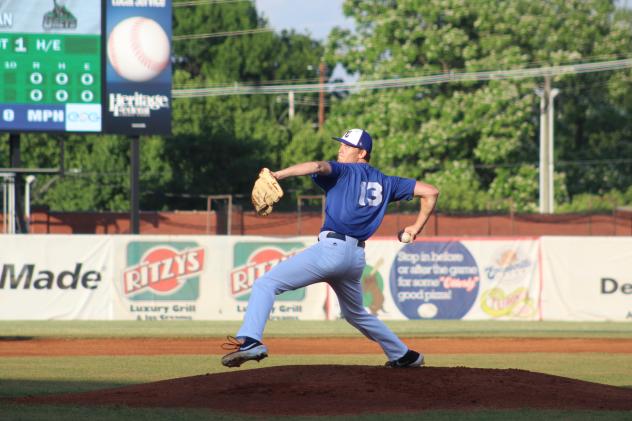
[343,237,542,321]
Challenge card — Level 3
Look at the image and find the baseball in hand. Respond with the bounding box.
[107,17,170,82]
[398,230,413,243]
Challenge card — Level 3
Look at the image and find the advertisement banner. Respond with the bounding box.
[541,237,632,321]
[103,0,171,134]
[328,237,541,321]
[388,240,481,320]
[109,236,329,321]
[0,235,113,320]
[5,235,630,322]
[113,239,206,320]
[218,237,329,321]
[458,238,541,320]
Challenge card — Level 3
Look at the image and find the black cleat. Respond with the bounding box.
[384,350,424,368]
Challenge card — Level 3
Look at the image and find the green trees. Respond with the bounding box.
[326,0,632,211]
[9,2,324,211]
[4,0,631,213]
[148,3,326,209]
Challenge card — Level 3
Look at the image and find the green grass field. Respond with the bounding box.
[1,320,631,420]
[2,319,631,338]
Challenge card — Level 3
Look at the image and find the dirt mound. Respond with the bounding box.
[16,365,632,415]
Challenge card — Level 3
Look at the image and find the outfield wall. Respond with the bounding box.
[22,209,632,236]
[0,235,630,321]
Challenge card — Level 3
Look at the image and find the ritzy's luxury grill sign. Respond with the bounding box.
[123,242,205,301]
[0,263,102,289]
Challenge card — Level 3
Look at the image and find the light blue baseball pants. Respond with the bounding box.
[236,231,409,360]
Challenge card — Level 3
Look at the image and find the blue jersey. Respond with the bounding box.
[312,162,416,241]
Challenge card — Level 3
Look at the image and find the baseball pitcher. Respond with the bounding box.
[222,129,439,368]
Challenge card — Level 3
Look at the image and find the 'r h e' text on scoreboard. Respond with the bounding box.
[0,0,172,135]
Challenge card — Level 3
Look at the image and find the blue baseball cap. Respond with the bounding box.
[332,129,373,154]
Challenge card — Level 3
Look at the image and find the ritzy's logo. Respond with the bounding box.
[124,242,205,301]
[231,243,305,301]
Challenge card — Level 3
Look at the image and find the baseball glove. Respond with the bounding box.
[251,168,283,216]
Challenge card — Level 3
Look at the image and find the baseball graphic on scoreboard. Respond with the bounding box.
[107,16,170,82]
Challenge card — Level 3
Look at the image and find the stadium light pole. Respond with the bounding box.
[24,175,35,233]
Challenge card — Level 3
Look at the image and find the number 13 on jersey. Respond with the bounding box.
[359,181,383,206]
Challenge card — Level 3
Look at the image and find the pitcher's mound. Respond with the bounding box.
[17,365,632,415]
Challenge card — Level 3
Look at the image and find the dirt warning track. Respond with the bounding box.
[1,337,631,356]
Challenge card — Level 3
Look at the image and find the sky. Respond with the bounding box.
[253,0,357,81]
[253,0,354,41]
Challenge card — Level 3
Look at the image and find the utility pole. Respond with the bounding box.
[288,90,295,120]
[318,61,326,128]
[535,76,559,214]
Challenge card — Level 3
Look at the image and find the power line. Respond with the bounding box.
[368,53,632,80]
[557,158,632,167]
[175,75,323,88]
[172,57,632,98]
[172,60,627,91]
[473,158,632,170]
[173,27,273,40]
[171,54,628,89]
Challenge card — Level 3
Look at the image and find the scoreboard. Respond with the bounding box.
[1,35,101,105]
[0,1,102,132]
[0,33,102,132]
[0,0,171,135]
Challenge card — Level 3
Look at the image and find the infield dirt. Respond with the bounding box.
[15,365,632,415]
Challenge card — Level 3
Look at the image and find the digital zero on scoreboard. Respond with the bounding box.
[0,1,171,135]
[0,1,102,132]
